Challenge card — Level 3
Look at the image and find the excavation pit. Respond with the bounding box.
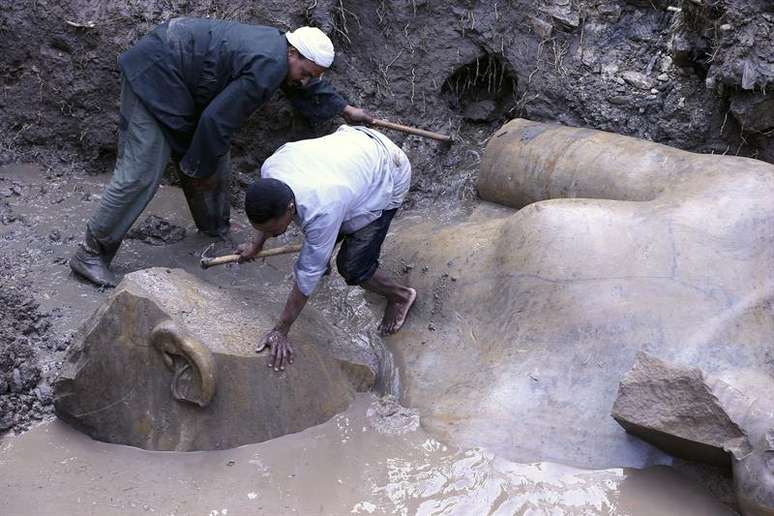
[442,53,518,123]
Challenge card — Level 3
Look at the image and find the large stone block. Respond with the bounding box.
[612,354,774,515]
[383,119,774,470]
[54,268,355,451]
[611,352,749,467]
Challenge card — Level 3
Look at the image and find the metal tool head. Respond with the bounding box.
[200,243,215,259]
[199,243,215,269]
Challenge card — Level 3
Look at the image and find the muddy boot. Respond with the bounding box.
[69,229,119,287]
[103,240,122,267]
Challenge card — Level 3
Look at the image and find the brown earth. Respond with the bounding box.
[1,0,772,203]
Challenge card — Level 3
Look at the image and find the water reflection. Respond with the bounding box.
[363,446,622,515]
[0,395,734,515]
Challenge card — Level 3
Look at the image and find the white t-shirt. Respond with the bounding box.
[261,125,411,296]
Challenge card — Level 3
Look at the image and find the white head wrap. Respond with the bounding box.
[285,27,335,68]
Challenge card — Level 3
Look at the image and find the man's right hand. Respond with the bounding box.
[256,328,295,372]
[342,105,375,125]
[234,239,264,262]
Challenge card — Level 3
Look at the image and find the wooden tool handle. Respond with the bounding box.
[200,243,303,269]
[370,119,453,142]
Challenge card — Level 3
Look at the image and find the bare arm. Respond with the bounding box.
[255,207,345,372]
[275,282,308,335]
[258,282,308,372]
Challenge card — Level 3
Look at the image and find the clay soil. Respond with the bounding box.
[1,0,772,434]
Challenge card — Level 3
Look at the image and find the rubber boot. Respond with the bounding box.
[183,186,230,238]
[103,240,122,267]
[178,159,231,238]
[69,228,119,287]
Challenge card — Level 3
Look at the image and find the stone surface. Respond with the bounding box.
[611,352,749,467]
[597,4,621,23]
[712,370,774,516]
[382,119,774,470]
[612,356,774,515]
[529,15,553,40]
[539,0,579,29]
[54,268,356,451]
[622,71,654,90]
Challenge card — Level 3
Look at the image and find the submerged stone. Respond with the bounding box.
[623,71,654,90]
[613,355,774,515]
[611,353,749,467]
[54,268,356,451]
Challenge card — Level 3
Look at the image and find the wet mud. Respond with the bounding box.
[126,214,186,246]
[0,289,53,433]
[0,395,735,515]
[0,171,59,433]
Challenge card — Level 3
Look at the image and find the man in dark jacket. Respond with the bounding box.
[70,18,372,287]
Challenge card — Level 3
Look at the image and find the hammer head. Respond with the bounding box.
[199,243,215,269]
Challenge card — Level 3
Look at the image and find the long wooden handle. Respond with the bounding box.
[370,119,453,142]
[200,243,303,269]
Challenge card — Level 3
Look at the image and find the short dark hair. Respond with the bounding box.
[245,179,294,224]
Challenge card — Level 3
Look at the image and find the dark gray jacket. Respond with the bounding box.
[119,17,347,178]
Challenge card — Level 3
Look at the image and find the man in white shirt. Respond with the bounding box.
[237,125,416,371]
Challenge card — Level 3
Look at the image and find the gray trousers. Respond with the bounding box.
[88,76,230,245]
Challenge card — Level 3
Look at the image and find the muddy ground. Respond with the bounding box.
[0,191,58,433]
[0,0,772,448]
[0,278,56,433]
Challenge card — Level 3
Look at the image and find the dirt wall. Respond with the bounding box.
[0,0,772,209]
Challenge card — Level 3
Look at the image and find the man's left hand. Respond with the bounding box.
[342,105,374,125]
[257,328,295,372]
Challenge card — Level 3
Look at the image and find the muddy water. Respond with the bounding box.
[0,394,733,516]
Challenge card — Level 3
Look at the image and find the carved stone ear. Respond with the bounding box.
[150,319,216,408]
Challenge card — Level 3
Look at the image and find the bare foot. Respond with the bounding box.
[380,288,417,335]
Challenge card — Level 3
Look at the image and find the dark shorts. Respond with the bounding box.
[336,209,398,285]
